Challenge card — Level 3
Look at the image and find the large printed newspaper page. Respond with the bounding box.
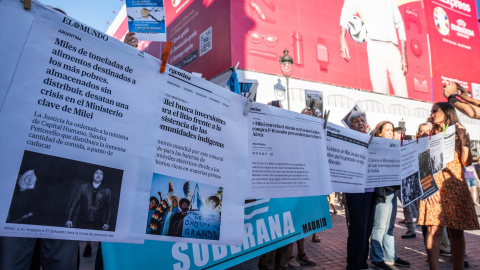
[326,123,370,193]
[0,1,160,242]
[142,66,248,246]
[245,103,332,199]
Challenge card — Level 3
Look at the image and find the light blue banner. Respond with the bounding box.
[103,196,331,270]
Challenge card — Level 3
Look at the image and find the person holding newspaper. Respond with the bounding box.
[418,102,479,270]
[369,121,410,270]
[344,111,376,270]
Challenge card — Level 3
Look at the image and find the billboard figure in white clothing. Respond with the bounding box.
[340,0,408,98]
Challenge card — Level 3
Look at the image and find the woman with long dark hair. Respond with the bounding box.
[418,102,479,270]
[369,121,410,270]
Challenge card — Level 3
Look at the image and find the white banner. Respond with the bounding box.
[326,123,370,193]
[143,66,247,245]
[400,140,423,207]
[245,103,332,199]
[417,137,439,200]
[366,137,401,188]
[443,125,456,164]
[429,132,446,175]
[0,5,160,242]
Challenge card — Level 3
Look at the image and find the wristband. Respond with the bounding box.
[447,94,456,102]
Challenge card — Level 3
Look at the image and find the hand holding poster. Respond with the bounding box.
[326,123,370,193]
[246,103,332,199]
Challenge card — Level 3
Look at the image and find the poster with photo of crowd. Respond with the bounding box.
[418,149,439,200]
[399,140,423,207]
[146,174,222,240]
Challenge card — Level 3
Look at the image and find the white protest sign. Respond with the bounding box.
[0,3,160,242]
[245,103,332,199]
[417,137,440,200]
[326,123,370,193]
[443,125,456,164]
[143,66,247,246]
[366,137,401,188]
[400,140,423,207]
[429,132,445,175]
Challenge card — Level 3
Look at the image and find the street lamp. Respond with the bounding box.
[279,49,293,110]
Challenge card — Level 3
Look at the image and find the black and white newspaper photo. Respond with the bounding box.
[428,132,445,175]
[400,140,423,206]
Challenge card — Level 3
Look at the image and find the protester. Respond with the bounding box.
[287,107,324,268]
[146,196,159,234]
[300,106,323,243]
[392,127,405,140]
[344,111,376,270]
[258,100,295,270]
[328,193,338,215]
[392,127,417,239]
[167,198,191,237]
[393,126,416,235]
[369,121,410,270]
[444,80,480,119]
[418,102,479,270]
[160,194,179,235]
[464,164,480,206]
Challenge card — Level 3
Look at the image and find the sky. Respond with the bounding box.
[149,173,220,206]
[38,0,125,33]
[39,0,480,34]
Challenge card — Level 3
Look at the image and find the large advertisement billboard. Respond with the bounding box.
[230,0,432,101]
[422,0,480,101]
[107,0,480,103]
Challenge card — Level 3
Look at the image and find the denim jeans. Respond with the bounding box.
[370,188,398,262]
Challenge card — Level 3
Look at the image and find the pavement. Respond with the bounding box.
[228,201,480,270]
[78,200,480,270]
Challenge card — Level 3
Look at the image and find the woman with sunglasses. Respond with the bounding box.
[418,102,479,270]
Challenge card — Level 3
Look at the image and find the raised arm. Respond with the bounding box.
[456,123,472,167]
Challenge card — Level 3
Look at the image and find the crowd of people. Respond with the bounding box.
[254,97,480,270]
